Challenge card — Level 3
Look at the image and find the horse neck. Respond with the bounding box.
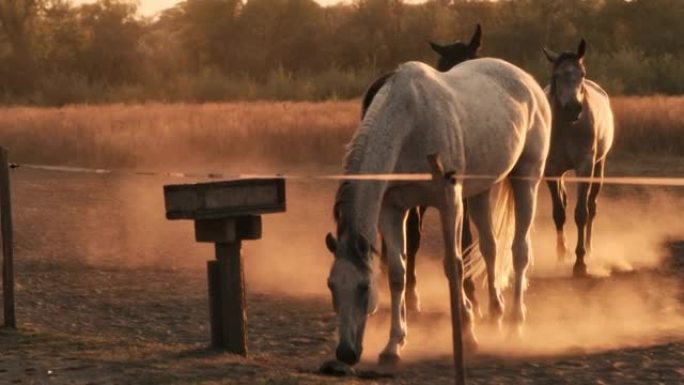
[335,180,385,249]
[340,89,412,243]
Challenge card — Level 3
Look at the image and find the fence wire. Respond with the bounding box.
[9,162,684,187]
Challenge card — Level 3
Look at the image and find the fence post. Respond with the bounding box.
[427,154,466,385]
[0,147,15,329]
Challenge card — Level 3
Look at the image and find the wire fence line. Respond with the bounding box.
[9,162,684,187]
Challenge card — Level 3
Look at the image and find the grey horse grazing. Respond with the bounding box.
[361,24,483,314]
[542,40,614,277]
[325,58,551,366]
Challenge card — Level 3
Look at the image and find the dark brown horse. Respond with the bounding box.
[360,24,482,313]
[542,40,614,277]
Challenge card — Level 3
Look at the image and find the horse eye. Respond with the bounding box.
[358,282,370,293]
[327,280,334,290]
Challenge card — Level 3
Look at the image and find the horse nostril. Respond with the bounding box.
[336,343,359,365]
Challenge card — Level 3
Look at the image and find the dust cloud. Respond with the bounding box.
[11,162,684,361]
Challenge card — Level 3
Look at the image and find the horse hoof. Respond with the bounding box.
[319,359,356,377]
[505,325,524,342]
[473,305,484,321]
[573,263,588,278]
[464,334,479,354]
[378,352,400,367]
[406,294,422,313]
[485,313,503,330]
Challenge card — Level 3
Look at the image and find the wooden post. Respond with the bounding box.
[427,154,466,385]
[0,147,15,329]
[163,178,285,354]
[207,260,223,347]
[216,241,247,355]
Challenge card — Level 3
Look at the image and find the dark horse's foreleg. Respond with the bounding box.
[404,206,425,312]
[382,201,474,314]
[405,203,475,314]
[586,159,605,257]
[547,176,568,262]
[573,159,594,277]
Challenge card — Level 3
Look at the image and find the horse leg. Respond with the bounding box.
[438,184,477,352]
[467,190,504,325]
[461,200,482,319]
[380,237,389,292]
[508,178,539,336]
[378,204,408,365]
[573,159,594,277]
[404,206,423,312]
[546,178,568,262]
[586,159,605,256]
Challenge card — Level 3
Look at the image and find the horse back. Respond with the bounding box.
[443,58,552,188]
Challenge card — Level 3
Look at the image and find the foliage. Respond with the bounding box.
[0,0,682,105]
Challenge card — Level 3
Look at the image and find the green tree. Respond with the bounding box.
[77,0,144,84]
[0,0,42,95]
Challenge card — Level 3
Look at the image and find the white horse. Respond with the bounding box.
[325,58,551,365]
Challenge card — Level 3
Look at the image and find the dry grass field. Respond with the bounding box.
[0,97,682,173]
[0,98,683,384]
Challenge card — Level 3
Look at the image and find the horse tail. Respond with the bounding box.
[463,180,517,290]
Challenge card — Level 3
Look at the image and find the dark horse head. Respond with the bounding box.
[429,24,482,71]
[361,24,483,119]
[543,39,587,123]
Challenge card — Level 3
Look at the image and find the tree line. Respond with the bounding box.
[1,0,682,105]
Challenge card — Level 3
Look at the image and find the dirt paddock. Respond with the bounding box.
[1,160,683,384]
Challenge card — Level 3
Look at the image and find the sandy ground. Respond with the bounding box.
[0,159,683,384]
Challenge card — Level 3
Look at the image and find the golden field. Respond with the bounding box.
[0,97,681,172]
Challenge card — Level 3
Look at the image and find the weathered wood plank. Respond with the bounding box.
[194,216,262,243]
[164,178,285,220]
[195,219,237,243]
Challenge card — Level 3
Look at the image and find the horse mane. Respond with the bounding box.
[331,80,396,271]
[332,181,374,271]
[344,79,393,173]
[361,71,395,119]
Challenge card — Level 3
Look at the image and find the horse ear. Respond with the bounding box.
[429,41,447,56]
[468,24,482,54]
[325,233,337,254]
[577,39,586,60]
[542,47,560,63]
[356,235,370,256]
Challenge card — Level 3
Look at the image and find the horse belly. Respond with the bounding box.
[462,123,525,197]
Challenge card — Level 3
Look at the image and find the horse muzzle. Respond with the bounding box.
[562,102,582,122]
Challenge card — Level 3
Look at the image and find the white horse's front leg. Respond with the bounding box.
[467,190,504,325]
[438,183,478,352]
[378,203,408,365]
[508,178,539,336]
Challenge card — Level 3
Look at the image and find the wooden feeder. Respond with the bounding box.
[163,178,286,355]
